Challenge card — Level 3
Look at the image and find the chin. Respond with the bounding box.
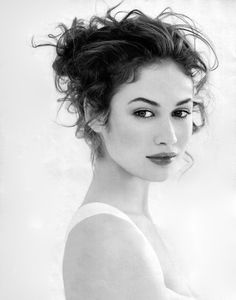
[135,168,172,182]
[152,176,169,182]
[147,173,170,183]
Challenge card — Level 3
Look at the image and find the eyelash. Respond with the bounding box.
[133,109,191,119]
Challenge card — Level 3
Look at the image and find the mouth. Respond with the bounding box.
[146,152,177,159]
[146,153,177,166]
[146,156,175,166]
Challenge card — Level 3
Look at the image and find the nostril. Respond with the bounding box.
[154,132,177,145]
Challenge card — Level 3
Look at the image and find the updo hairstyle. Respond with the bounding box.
[32,4,218,166]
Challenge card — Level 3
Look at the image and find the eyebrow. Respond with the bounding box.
[128,97,192,107]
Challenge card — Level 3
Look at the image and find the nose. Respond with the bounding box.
[153,118,177,146]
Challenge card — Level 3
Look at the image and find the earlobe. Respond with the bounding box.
[89,119,104,133]
[83,99,92,123]
[83,99,104,133]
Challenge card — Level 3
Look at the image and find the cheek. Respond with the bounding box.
[108,121,143,152]
[176,119,193,148]
[103,115,148,160]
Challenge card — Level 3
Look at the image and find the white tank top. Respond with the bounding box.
[64,201,165,282]
[65,202,142,241]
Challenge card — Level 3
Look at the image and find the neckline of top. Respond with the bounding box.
[79,201,157,228]
[78,201,159,256]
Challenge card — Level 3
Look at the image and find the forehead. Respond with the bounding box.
[112,59,193,106]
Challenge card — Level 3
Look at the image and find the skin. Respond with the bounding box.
[64,59,197,299]
[83,58,194,216]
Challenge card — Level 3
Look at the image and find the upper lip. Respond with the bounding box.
[146,152,177,159]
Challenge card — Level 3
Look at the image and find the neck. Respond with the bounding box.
[83,154,151,216]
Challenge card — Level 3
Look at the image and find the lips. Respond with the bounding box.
[147,156,175,166]
[146,152,177,166]
[146,152,177,159]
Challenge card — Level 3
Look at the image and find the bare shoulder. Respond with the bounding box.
[64,213,157,274]
[64,214,141,267]
[63,214,166,300]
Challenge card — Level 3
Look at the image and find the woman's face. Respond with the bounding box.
[99,59,194,182]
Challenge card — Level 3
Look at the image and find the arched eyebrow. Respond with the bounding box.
[128,97,192,107]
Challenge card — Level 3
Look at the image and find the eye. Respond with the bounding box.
[173,110,191,119]
[133,110,154,118]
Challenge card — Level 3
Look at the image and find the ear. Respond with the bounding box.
[83,100,105,133]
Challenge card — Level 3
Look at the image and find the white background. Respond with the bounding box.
[0,0,236,299]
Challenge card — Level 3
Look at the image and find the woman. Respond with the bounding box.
[33,5,218,299]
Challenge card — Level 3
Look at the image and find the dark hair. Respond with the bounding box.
[32,4,218,173]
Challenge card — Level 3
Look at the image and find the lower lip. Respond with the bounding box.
[147,157,176,166]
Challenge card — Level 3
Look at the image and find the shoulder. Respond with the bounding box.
[64,213,149,269]
[63,214,166,300]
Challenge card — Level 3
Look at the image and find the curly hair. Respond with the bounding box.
[32,4,218,170]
